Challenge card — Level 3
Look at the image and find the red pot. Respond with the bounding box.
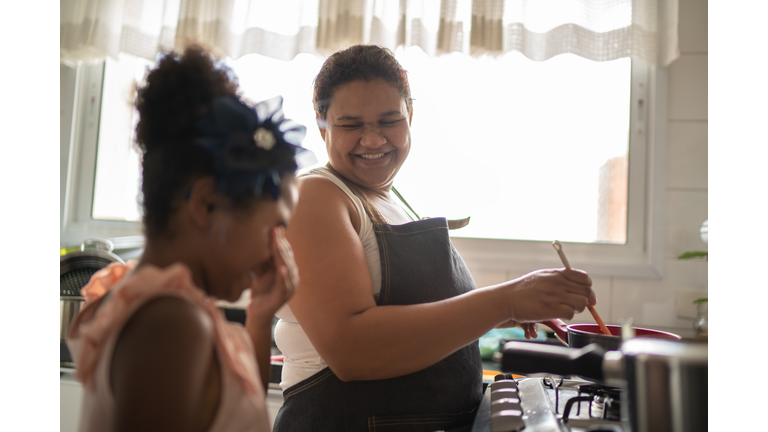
[542,319,681,351]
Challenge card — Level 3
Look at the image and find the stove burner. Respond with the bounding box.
[562,396,592,424]
[473,377,625,432]
[542,376,564,388]
[576,383,622,421]
[543,376,564,413]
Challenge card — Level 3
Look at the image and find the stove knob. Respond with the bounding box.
[493,379,519,389]
[490,409,525,432]
[490,387,519,402]
[491,398,522,412]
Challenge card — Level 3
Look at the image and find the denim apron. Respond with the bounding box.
[273,169,482,432]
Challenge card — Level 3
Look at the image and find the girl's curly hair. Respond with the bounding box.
[134,46,238,240]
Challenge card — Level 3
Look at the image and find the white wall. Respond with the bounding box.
[463,0,708,332]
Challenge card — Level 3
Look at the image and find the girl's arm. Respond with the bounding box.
[111,297,218,432]
[245,315,274,395]
[246,227,298,393]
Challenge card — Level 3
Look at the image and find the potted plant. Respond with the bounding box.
[678,219,708,337]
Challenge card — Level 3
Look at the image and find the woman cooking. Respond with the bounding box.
[273,44,596,431]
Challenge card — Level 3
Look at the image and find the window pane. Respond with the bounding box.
[89,49,631,245]
[90,52,328,224]
[91,53,151,222]
[393,47,631,244]
[226,53,328,172]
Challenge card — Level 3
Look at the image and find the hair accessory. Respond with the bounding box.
[195,95,316,199]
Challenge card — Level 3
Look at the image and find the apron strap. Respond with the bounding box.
[446,217,471,230]
[324,163,470,230]
[324,163,389,225]
[391,186,420,220]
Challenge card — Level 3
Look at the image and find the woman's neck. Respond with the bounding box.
[364,189,412,225]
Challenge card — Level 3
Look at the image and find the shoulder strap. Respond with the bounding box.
[391,184,470,230]
[391,187,420,221]
[324,163,470,230]
[324,163,388,225]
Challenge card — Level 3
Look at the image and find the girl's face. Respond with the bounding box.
[204,175,298,302]
[320,78,412,192]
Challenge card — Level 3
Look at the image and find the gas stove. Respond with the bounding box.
[471,375,625,432]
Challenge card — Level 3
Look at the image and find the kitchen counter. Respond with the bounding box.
[61,317,702,431]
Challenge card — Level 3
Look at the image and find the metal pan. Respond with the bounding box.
[60,239,124,367]
[499,338,707,432]
[542,319,681,351]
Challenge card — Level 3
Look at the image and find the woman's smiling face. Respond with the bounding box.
[320,78,412,192]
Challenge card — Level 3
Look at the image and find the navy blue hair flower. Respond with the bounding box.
[195,95,315,200]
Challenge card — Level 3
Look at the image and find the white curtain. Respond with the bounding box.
[61,0,181,62]
[318,0,679,66]
[61,0,679,66]
[315,0,473,57]
[176,0,319,61]
[495,0,680,65]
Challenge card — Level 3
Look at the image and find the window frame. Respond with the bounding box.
[60,61,144,249]
[60,58,667,279]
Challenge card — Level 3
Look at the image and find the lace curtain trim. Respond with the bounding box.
[61,0,679,67]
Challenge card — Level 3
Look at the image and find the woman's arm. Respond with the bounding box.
[111,297,218,432]
[285,177,594,382]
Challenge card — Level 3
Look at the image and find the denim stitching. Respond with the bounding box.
[282,368,334,401]
[378,232,390,305]
[367,411,475,429]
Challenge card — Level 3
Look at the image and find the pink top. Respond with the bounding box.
[66,262,270,432]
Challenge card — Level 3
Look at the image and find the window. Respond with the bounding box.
[61,60,146,248]
[61,49,667,278]
[394,48,632,244]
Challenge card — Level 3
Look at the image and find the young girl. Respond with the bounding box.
[66,46,313,432]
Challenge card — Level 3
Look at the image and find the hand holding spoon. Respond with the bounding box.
[552,241,612,336]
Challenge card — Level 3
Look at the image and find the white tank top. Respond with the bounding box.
[274,167,381,391]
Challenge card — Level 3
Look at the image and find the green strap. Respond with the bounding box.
[323,163,469,230]
[392,187,420,221]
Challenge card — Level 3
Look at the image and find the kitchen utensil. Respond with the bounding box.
[500,338,707,432]
[551,240,571,269]
[622,317,636,340]
[542,319,681,351]
[587,306,612,335]
[552,240,612,336]
[60,239,124,367]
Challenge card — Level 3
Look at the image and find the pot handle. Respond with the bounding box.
[500,341,607,382]
[541,319,569,345]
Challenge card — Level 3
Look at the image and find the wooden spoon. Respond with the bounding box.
[552,241,612,336]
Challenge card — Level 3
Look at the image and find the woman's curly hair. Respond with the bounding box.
[313,44,412,120]
[134,46,238,240]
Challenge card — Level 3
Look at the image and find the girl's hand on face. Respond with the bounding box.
[246,227,299,326]
[503,268,595,324]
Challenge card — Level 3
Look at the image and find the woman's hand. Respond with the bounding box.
[495,320,540,340]
[503,268,595,324]
[246,226,299,326]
